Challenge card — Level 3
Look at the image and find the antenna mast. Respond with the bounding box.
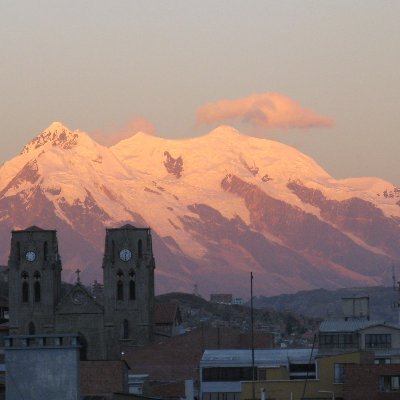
[392,264,400,325]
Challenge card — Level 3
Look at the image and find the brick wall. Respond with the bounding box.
[80,360,128,396]
[344,364,400,400]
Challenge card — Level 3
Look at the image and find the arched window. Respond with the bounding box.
[129,280,136,300]
[21,271,29,303]
[34,281,41,302]
[138,240,143,258]
[78,333,87,361]
[16,241,21,262]
[43,241,48,261]
[33,271,41,279]
[122,319,129,339]
[28,321,35,335]
[22,282,29,303]
[117,280,123,301]
[111,240,115,263]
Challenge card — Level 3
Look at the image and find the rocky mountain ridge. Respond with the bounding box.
[0,122,399,296]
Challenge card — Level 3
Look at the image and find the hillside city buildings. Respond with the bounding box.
[0,226,400,399]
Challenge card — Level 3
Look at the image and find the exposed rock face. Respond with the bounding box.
[163,151,183,178]
[22,124,79,154]
[221,174,393,278]
[287,180,400,259]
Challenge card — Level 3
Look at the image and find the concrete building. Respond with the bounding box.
[4,333,80,400]
[7,224,155,360]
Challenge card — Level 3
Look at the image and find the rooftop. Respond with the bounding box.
[319,319,400,333]
[201,348,317,367]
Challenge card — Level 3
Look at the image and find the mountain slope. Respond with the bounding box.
[0,122,399,296]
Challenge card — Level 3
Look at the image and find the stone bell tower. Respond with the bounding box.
[8,226,62,335]
[102,224,155,358]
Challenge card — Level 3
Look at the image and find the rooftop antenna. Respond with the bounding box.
[391,264,400,325]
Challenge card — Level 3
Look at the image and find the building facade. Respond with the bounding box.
[7,224,155,360]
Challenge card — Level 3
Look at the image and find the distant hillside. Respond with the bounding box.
[254,286,399,323]
[156,292,321,343]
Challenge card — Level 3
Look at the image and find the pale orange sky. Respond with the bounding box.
[0,1,399,185]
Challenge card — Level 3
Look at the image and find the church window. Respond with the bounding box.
[123,319,129,339]
[138,240,143,258]
[28,322,35,335]
[129,280,136,300]
[78,334,87,361]
[21,271,29,303]
[117,269,124,279]
[33,271,41,279]
[43,241,48,261]
[117,280,124,301]
[34,281,41,302]
[22,282,29,303]
[16,241,21,261]
[111,240,115,263]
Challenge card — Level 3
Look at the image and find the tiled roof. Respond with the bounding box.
[154,302,179,324]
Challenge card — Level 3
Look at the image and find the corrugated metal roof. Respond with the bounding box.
[319,319,384,332]
[201,348,317,367]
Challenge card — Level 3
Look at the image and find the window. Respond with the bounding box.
[138,240,143,258]
[117,280,123,301]
[380,375,400,392]
[334,363,345,384]
[16,241,21,261]
[365,334,391,349]
[202,367,255,382]
[34,281,41,302]
[43,241,48,261]
[129,280,136,300]
[21,271,29,303]
[122,319,129,339]
[289,363,316,380]
[375,358,391,365]
[111,240,115,263]
[28,322,35,335]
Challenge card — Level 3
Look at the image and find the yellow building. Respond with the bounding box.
[241,351,372,400]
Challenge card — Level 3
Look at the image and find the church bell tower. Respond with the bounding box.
[102,224,155,357]
[8,226,62,335]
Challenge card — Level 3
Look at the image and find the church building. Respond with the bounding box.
[7,224,155,360]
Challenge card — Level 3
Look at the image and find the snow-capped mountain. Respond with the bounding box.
[0,122,399,296]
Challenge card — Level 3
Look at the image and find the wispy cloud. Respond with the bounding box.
[91,117,155,146]
[196,93,334,129]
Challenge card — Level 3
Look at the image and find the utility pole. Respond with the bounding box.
[251,272,255,400]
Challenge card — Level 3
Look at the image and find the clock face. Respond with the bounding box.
[26,251,36,262]
[119,249,132,262]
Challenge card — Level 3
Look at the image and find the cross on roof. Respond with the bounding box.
[75,268,81,284]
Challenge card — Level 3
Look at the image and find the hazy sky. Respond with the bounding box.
[1,1,399,185]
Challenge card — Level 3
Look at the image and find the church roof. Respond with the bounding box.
[24,225,45,231]
[56,283,104,315]
[155,302,181,324]
[120,224,137,229]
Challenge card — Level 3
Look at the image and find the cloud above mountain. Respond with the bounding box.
[196,93,334,130]
[91,117,155,146]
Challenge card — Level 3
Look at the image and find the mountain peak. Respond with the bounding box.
[206,125,241,138]
[21,122,80,155]
[45,121,71,133]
